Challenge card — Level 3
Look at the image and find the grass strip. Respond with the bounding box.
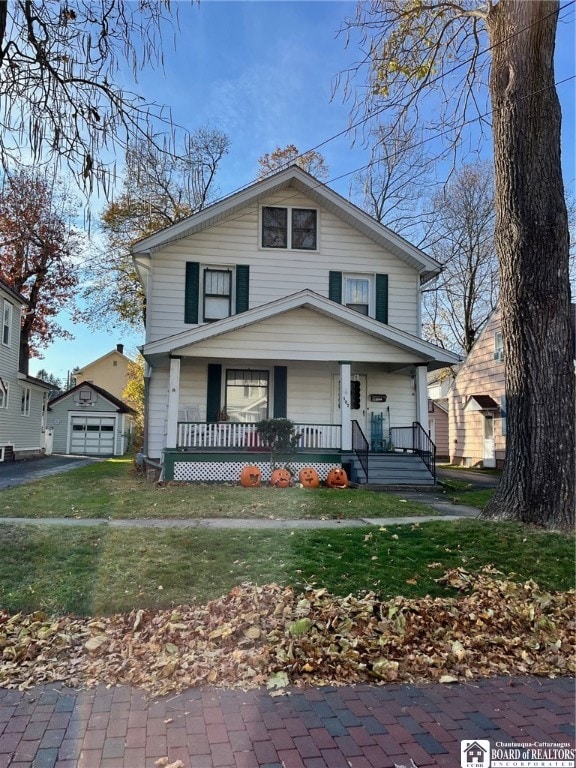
[0,459,438,520]
[0,520,572,616]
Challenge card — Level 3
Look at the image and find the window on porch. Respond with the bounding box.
[225,369,269,422]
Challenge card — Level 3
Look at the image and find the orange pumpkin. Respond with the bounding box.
[299,467,320,488]
[240,465,262,487]
[326,467,348,488]
[271,468,292,488]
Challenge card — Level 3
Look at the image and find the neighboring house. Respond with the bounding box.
[73,344,131,402]
[47,382,135,456]
[449,308,507,468]
[450,304,575,469]
[132,166,460,484]
[0,278,52,461]
[427,368,456,462]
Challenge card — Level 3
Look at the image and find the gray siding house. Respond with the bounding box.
[0,279,52,460]
[47,382,134,457]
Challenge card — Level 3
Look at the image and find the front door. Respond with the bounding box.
[332,374,367,436]
[483,414,496,468]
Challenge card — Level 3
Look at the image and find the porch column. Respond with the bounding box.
[340,361,352,451]
[166,356,181,449]
[414,363,429,434]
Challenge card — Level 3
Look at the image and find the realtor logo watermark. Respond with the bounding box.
[461,739,575,768]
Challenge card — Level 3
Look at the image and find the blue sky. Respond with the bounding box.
[32,0,576,382]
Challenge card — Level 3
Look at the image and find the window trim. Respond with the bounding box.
[343,273,374,316]
[202,266,233,322]
[2,300,13,347]
[0,382,9,409]
[224,368,270,423]
[494,331,504,362]
[261,205,318,251]
[21,386,31,417]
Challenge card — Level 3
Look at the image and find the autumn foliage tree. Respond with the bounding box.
[122,354,145,451]
[0,170,80,361]
[343,0,574,529]
[257,145,329,180]
[80,128,230,329]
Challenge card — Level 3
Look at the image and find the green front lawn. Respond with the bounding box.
[0,459,438,520]
[0,520,572,616]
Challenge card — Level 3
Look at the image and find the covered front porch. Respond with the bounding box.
[142,291,460,484]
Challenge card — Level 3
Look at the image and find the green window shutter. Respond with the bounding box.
[206,363,222,423]
[273,366,287,418]
[184,262,200,324]
[235,265,250,314]
[375,273,389,324]
[329,271,342,303]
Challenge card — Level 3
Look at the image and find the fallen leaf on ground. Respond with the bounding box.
[0,567,573,696]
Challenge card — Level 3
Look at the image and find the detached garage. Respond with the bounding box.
[48,383,135,456]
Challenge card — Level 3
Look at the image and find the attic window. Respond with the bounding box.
[262,207,317,250]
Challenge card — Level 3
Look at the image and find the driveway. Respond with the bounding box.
[0,454,97,490]
[436,466,501,489]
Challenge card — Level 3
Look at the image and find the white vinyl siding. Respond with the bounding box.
[146,191,419,343]
[176,308,427,364]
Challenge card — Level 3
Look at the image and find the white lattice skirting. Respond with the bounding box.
[173,461,341,483]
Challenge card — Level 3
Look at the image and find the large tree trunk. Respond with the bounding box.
[482,0,574,529]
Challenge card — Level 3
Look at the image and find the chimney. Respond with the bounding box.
[116,343,124,354]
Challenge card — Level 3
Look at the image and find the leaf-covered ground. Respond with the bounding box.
[0,568,573,697]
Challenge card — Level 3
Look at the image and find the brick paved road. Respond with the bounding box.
[0,677,574,768]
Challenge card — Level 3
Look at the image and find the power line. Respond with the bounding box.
[206,1,575,207]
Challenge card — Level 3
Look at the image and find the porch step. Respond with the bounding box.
[346,453,435,486]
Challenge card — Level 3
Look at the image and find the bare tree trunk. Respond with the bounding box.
[483,0,574,529]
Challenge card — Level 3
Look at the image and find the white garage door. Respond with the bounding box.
[70,416,116,455]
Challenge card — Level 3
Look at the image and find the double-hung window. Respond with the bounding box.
[494,331,504,361]
[0,381,8,409]
[2,301,12,347]
[344,274,371,316]
[21,386,31,416]
[203,268,232,321]
[262,206,317,250]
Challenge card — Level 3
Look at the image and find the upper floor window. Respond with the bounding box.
[21,386,31,416]
[185,262,249,325]
[262,206,317,250]
[494,331,504,362]
[2,300,12,347]
[344,275,371,315]
[203,268,232,321]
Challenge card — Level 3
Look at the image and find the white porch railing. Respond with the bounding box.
[176,422,342,450]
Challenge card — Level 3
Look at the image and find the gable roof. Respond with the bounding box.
[48,381,135,413]
[75,347,131,374]
[142,289,461,368]
[131,166,442,283]
[0,277,29,306]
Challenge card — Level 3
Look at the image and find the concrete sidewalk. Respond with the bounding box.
[0,677,573,768]
[0,512,476,530]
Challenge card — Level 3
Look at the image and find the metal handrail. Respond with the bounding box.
[412,421,436,482]
[351,419,369,483]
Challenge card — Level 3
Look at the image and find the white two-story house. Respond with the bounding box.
[132,167,460,484]
[0,278,52,461]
